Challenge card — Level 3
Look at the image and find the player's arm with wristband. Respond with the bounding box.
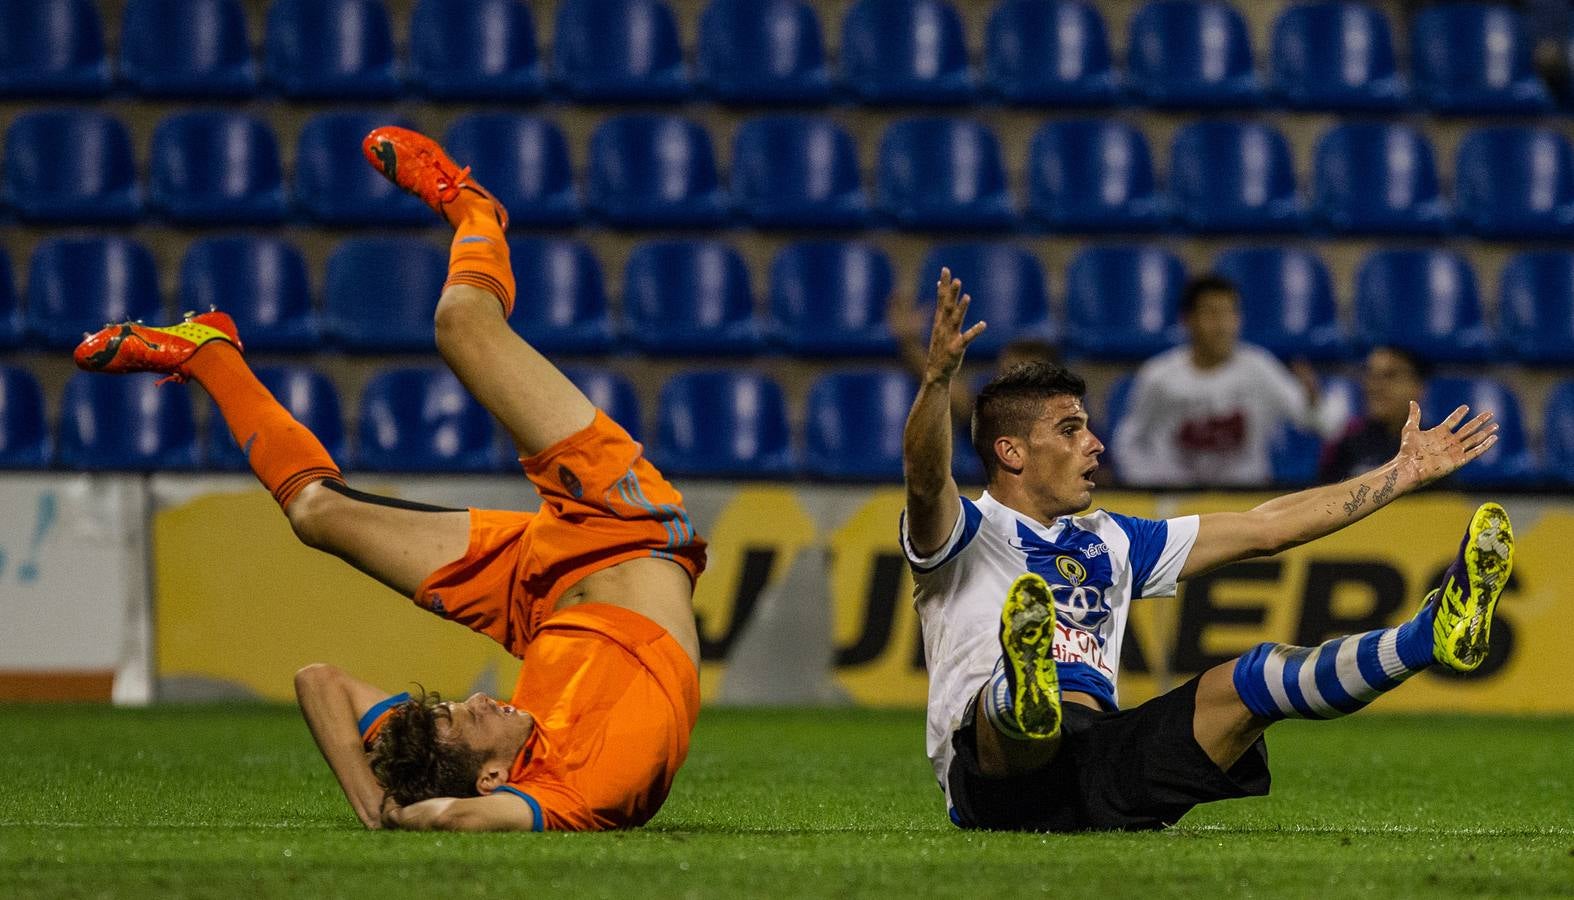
[382,793,537,832]
[293,663,395,829]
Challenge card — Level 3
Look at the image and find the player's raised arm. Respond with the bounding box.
[293,663,397,829]
[902,268,987,556]
[1180,401,1498,579]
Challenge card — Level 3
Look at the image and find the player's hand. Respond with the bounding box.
[1395,401,1497,486]
[377,794,402,830]
[923,268,986,382]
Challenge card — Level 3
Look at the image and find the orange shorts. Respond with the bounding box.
[413,410,707,656]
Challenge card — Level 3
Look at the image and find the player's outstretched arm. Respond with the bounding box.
[293,663,395,829]
[382,793,537,832]
[1180,401,1497,579]
[903,268,987,556]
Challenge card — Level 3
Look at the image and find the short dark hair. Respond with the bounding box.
[1179,274,1238,317]
[1370,344,1431,382]
[368,688,486,807]
[971,362,1087,479]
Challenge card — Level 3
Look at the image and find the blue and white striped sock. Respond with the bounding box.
[1231,601,1438,720]
[980,656,1031,739]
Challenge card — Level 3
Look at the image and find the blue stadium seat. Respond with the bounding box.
[323,238,446,352]
[410,0,542,100]
[1102,374,1135,480]
[698,0,831,104]
[358,367,503,473]
[505,237,614,354]
[1270,373,1362,485]
[0,0,109,97]
[149,112,285,225]
[179,237,318,352]
[120,0,255,97]
[1214,247,1348,361]
[1456,126,1574,239]
[264,0,398,100]
[1064,245,1185,360]
[554,0,688,101]
[654,371,794,477]
[294,112,429,226]
[0,366,48,468]
[1354,249,1493,362]
[559,368,642,443]
[444,114,578,227]
[878,118,1014,230]
[1312,122,1448,235]
[805,370,916,480]
[770,241,895,356]
[0,249,17,350]
[1127,0,1262,108]
[1027,119,1168,232]
[1544,380,1574,484]
[1499,251,1574,365]
[732,116,867,228]
[587,115,727,228]
[26,237,162,350]
[1422,377,1535,485]
[841,0,972,104]
[1269,2,1405,110]
[1170,120,1303,234]
[1411,3,1551,113]
[206,366,344,470]
[623,241,763,355]
[916,243,1054,358]
[2,110,139,224]
[986,0,1119,106]
[56,373,199,471]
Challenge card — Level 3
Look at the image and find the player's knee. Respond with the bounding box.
[284,481,345,551]
[434,286,501,347]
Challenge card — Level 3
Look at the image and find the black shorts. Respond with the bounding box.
[946,674,1271,832]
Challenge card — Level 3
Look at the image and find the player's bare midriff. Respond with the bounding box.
[554,556,701,667]
[1063,691,1102,711]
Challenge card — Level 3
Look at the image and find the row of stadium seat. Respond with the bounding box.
[10,108,1574,238]
[4,364,1572,486]
[7,236,1574,365]
[0,0,1558,114]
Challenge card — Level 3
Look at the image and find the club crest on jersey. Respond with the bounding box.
[1048,554,1109,628]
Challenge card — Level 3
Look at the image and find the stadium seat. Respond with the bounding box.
[554,0,688,101]
[0,366,48,468]
[654,371,794,478]
[179,237,319,352]
[26,237,162,350]
[2,110,139,224]
[294,112,430,226]
[1170,120,1304,234]
[1421,377,1535,485]
[120,0,256,97]
[916,243,1053,358]
[1269,2,1406,110]
[505,237,614,354]
[559,368,642,443]
[770,241,895,356]
[0,0,109,97]
[205,366,344,470]
[56,373,199,471]
[1214,247,1347,361]
[443,115,579,227]
[1311,122,1448,235]
[1498,251,1574,365]
[985,0,1119,106]
[410,0,542,100]
[1354,249,1493,362]
[323,238,446,352]
[1455,126,1574,239]
[1127,0,1262,108]
[1064,245,1185,360]
[698,0,831,104]
[805,370,916,480]
[841,0,972,104]
[149,112,285,225]
[357,367,503,473]
[0,249,18,350]
[623,241,763,355]
[877,119,1015,230]
[732,116,867,228]
[1411,3,1551,113]
[1543,380,1574,484]
[587,116,727,228]
[264,0,399,100]
[1102,374,1135,479]
[1027,119,1168,232]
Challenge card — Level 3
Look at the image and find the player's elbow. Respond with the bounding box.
[292,663,342,699]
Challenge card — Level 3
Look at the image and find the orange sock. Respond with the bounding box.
[185,343,343,510]
[444,209,514,317]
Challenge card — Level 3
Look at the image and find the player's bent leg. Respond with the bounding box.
[285,480,471,598]
[974,573,1065,777]
[1191,661,1273,771]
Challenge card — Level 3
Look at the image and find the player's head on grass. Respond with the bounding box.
[370,689,535,805]
[1179,274,1241,367]
[971,362,1102,518]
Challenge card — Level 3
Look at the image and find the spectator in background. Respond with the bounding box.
[1113,275,1348,487]
[1319,346,1429,484]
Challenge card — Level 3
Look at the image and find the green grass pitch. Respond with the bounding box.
[1,706,1570,899]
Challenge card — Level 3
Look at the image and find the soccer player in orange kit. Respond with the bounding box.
[73,127,707,832]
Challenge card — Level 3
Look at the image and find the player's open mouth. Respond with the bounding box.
[500,704,516,716]
[1080,464,1098,486]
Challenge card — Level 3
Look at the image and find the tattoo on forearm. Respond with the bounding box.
[1371,469,1399,506]
[1342,484,1370,516]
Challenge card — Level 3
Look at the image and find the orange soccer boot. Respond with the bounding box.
[73,311,242,385]
[361,126,509,230]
